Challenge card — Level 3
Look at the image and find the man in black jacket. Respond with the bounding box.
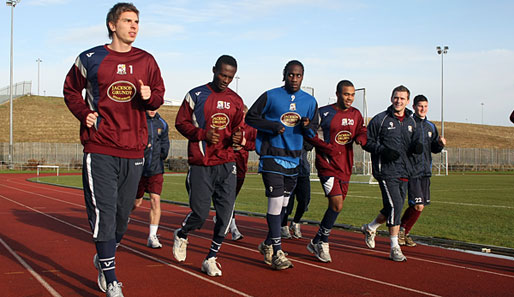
[134,109,170,248]
[361,85,422,262]
[399,95,446,247]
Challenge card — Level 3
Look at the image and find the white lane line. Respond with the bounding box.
[0,193,252,297]
[0,237,63,297]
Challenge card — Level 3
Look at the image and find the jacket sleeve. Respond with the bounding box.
[161,120,170,159]
[302,102,319,139]
[431,125,444,153]
[63,59,94,125]
[355,112,368,146]
[175,92,207,141]
[245,92,284,134]
[363,115,384,155]
[243,126,257,151]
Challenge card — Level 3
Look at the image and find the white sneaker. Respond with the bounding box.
[147,234,162,248]
[93,254,106,292]
[361,224,376,249]
[390,246,407,262]
[271,250,293,270]
[290,222,302,239]
[280,226,292,239]
[106,281,123,297]
[231,228,244,241]
[201,257,222,276]
[173,229,188,262]
[306,240,332,263]
[257,241,273,265]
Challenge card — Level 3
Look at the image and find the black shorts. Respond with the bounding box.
[408,177,431,206]
[261,172,297,198]
[378,178,408,227]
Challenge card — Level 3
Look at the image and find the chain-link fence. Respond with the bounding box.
[1,141,513,172]
[0,81,32,104]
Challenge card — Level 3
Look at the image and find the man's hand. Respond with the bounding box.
[139,80,151,100]
[382,147,401,162]
[206,127,220,144]
[439,137,446,147]
[301,117,310,128]
[232,126,243,144]
[86,112,98,128]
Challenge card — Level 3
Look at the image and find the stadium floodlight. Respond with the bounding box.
[36,58,42,95]
[436,45,449,138]
[6,0,20,169]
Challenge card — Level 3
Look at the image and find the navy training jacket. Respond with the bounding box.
[143,112,170,177]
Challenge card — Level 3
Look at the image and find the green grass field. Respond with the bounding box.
[34,173,514,248]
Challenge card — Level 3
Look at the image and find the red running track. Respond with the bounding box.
[0,173,513,296]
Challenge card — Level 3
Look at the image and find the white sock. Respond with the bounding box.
[390,235,399,248]
[149,224,158,237]
[230,218,237,231]
[368,219,381,231]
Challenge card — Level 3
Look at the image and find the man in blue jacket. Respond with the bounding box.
[134,109,170,248]
[399,95,446,247]
[246,60,318,270]
[361,85,422,262]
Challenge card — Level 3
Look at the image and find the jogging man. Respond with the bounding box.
[398,95,446,246]
[133,109,170,249]
[173,55,245,277]
[361,85,422,262]
[304,80,367,262]
[63,3,165,296]
[246,60,318,270]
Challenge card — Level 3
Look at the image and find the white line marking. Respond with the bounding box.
[0,193,252,297]
[0,237,63,297]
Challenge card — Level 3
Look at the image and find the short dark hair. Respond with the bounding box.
[106,3,139,39]
[336,80,354,93]
[214,55,237,70]
[413,94,428,105]
[391,85,410,100]
[282,60,304,81]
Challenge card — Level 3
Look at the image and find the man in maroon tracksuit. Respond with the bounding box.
[305,80,367,262]
[63,3,164,296]
[172,55,245,277]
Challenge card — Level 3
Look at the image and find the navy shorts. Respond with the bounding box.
[408,177,431,206]
[261,172,297,198]
[378,178,408,227]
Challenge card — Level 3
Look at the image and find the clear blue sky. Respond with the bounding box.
[1,0,513,126]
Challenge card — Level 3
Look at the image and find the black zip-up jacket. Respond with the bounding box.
[410,115,444,177]
[143,112,170,177]
[363,105,422,180]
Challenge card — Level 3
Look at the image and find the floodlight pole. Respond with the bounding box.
[7,0,21,169]
[235,76,240,94]
[36,58,42,96]
[436,45,449,138]
[481,102,484,125]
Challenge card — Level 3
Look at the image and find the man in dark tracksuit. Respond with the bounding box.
[134,110,170,249]
[361,85,422,262]
[399,95,446,247]
[172,55,245,277]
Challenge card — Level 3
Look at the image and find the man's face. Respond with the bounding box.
[391,91,410,113]
[284,65,303,93]
[212,63,236,92]
[109,11,139,45]
[414,100,428,118]
[336,86,355,109]
[147,110,157,118]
